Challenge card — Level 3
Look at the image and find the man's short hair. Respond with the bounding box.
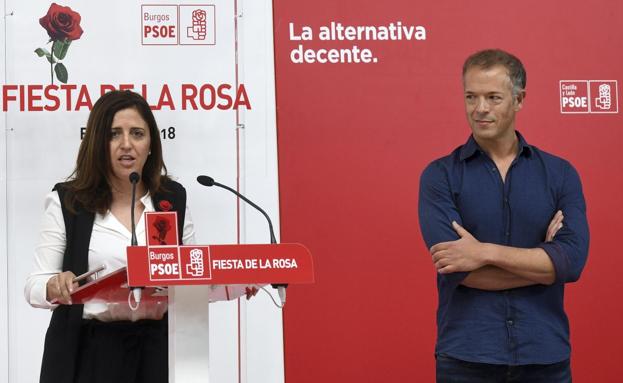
[463,49,526,96]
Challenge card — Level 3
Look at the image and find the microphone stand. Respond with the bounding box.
[196,175,287,305]
[129,172,142,306]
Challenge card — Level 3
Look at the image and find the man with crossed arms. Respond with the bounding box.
[418,49,589,382]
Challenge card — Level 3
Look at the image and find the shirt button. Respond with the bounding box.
[506,232,510,236]
[492,167,497,172]
[507,320,514,326]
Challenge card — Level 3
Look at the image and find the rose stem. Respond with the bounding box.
[50,40,55,85]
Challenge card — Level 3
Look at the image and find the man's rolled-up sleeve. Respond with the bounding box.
[539,162,589,284]
[418,161,468,289]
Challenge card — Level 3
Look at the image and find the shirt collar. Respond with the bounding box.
[459,130,533,161]
[140,191,154,212]
[98,192,154,220]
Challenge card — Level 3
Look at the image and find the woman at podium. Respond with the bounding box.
[24,90,195,383]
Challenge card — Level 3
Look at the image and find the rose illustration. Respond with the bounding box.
[34,3,84,84]
[193,10,206,22]
[158,200,173,211]
[152,216,172,245]
[39,3,83,41]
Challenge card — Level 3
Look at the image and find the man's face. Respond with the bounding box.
[463,65,524,142]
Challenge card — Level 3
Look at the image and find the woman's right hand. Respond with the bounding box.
[46,271,78,304]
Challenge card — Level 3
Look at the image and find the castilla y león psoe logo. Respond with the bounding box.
[34,3,83,84]
[560,80,618,114]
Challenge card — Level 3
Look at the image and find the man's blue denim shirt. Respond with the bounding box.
[418,132,589,365]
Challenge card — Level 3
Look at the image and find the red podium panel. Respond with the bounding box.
[127,243,314,286]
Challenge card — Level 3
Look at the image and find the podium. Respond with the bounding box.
[68,242,314,383]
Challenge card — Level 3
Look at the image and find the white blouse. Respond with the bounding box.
[25,190,196,321]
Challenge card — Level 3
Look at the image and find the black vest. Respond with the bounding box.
[39,180,187,383]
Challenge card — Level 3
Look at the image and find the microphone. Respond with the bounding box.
[129,172,140,246]
[197,175,277,244]
[197,175,286,304]
[129,172,142,305]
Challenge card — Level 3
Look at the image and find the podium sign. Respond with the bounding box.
[127,243,314,286]
[64,241,314,305]
[126,211,315,286]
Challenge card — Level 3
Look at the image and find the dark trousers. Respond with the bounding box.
[74,318,168,383]
[436,355,571,383]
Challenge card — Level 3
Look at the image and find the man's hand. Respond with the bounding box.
[430,221,490,274]
[546,210,564,242]
[46,271,78,304]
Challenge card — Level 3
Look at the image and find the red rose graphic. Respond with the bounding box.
[39,3,83,41]
[159,200,173,211]
[35,3,83,84]
[152,216,172,245]
[192,10,207,22]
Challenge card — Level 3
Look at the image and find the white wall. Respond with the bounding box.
[1,4,9,383]
[1,1,282,382]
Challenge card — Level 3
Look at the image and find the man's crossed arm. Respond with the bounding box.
[430,211,564,290]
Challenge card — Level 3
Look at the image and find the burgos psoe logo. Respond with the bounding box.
[142,4,216,46]
[560,80,618,114]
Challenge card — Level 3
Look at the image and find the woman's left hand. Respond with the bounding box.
[46,271,78,304]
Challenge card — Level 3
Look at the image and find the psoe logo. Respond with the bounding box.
[590,81,618,113]
[180,246,212,280]
[560,80,618,114]
[142,4,216,46]
[186,248,205,277]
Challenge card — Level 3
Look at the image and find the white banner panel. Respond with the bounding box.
[1,6,9,383]
[1,0,281,382]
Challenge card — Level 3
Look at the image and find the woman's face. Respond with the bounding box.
[108,107,151,185]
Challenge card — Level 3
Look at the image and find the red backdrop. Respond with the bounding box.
[273,1,623,381]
